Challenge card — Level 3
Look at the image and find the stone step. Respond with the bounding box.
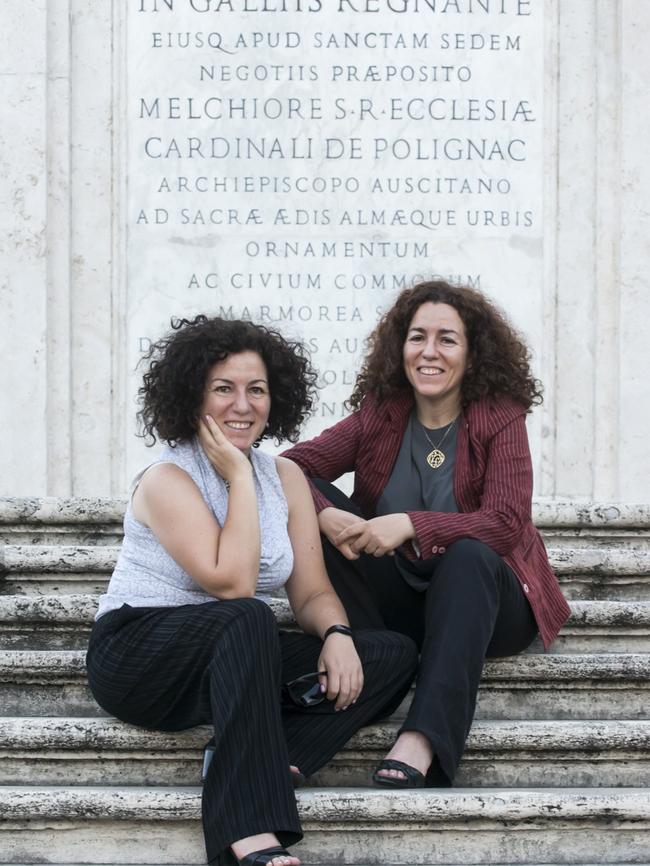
[2,497,647,534]
[2,545,649,600]
[1,650,648,720]
[1,594,649,653]
[0,545,119,574]
[0,595,291,650]
[545,600,650,652]
[0,786,648,864]
[0,498,125,547]
[2,544,648,575]
[1,717,648,789]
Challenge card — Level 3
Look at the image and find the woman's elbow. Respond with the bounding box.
[215,585,256,601]
[491,509,526,554]
[201,569,258,600]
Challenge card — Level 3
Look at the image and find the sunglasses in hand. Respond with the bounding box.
[282,671,328,707]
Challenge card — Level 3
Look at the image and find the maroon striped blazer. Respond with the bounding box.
[283,391,570,650]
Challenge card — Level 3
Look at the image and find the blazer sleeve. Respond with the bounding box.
[281,410,364,512]
[406,412,533,558]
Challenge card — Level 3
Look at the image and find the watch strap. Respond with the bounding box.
[323,624,353,640]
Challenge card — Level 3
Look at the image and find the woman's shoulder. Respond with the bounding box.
[131,460,206,527]
[465,394,529,435]
[267,455,311,518]
[358,390,413,422]
[133,439,208,500]
[251,449,298,496]
[274,454,307,487]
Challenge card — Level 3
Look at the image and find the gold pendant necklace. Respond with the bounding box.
[421,417,458,470]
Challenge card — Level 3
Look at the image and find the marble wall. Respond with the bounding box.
[1,0,648,500]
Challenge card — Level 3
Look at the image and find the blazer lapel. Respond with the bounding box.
[368,393,413,507]
[453,412,482,513]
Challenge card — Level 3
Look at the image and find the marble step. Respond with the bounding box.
[0,595,289,650]
[1,650,648,720]
[2,497,648,534]
[0,498,125,547]
[0,786,648,865]
[1,594,649,653]
[1,717,649,789]
[2,544,650,599]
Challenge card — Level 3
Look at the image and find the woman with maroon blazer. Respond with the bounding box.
[283,280,571,789]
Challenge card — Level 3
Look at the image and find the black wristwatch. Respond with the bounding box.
[323,624,353,640]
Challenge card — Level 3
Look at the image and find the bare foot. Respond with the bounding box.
[375,731,433,783]
[230,833,300,866]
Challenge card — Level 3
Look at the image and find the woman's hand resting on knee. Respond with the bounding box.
[336,514,416,558]
[317,632,363,711]
[318,507,367,560]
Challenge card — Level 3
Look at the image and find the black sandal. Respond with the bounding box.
[372,758,426,788]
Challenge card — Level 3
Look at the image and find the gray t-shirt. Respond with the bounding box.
[376,412,459,590]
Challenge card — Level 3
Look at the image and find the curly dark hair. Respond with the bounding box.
[137,316,317,446]
[348,281,543,411]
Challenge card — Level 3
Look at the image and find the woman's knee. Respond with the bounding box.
[352,630,418,718]
[394,632,419,672]
[224,594,277,620]
[205,598,281,682]
[215,596,278,643]
[429,539,502,594]
[443,538,497,562]
[355,629,419,679]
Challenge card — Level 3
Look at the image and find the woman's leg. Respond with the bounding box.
[87,598,302,864]
[307,493,538,786]
[390,539,538,785]
[277,628,418,778]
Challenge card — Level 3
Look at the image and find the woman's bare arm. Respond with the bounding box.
[132,418,260,598]
[277,456,363,710]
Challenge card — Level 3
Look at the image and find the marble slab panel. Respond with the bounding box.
[124,0,545,478]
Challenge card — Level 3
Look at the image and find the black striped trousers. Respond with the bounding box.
[86,598,417,863]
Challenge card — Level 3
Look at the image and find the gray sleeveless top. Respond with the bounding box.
[96,439,293,618]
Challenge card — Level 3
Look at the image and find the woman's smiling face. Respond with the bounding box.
[402,302,469,414]
[200,351,271,454]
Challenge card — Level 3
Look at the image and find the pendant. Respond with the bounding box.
[426,449,445,469]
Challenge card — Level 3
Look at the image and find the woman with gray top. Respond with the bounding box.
[86,316,417,866]
[283,281,571,790]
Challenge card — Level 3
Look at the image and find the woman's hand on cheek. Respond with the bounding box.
[336,514,415,557]
[198,415,252,483]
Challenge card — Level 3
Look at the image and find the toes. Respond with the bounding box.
[378,768,406,780]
